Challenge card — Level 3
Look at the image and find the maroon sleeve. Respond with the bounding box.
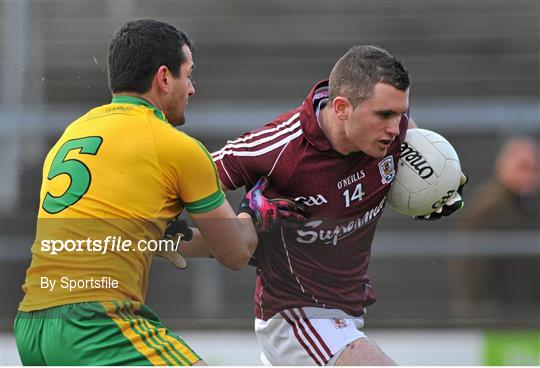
[212,117,301,190]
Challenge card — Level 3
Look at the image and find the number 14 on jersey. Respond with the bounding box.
[342,183,365,208]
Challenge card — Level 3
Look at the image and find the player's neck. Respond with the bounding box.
[114,92,164,114]
[319,106,356,155]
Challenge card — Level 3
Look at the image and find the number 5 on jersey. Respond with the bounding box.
[342,183,365,208]
[42,136,103,214]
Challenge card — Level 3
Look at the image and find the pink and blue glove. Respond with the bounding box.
[238,177,307,233]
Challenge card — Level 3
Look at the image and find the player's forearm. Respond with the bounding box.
[179,228,213,258]
[204,214,257,270]
[181,215,257,268]
[236,212,258,255]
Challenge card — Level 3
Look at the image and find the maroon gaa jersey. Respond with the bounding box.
[212,80,409,320]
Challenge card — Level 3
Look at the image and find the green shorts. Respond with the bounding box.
[14,300,201,366]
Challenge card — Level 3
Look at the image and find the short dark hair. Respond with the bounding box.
[107,19,193,94]
[329,45,410,108]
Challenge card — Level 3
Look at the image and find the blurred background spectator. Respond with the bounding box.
[454,137,539,320]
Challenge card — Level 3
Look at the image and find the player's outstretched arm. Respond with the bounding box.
[176,228,212,259]
[189,201,257,271]
[157,219,216,268]
[158,220,248,268]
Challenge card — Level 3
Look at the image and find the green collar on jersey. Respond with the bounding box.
[111,95,168,123]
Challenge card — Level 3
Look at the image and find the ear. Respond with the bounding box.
[154,65,171,93]
[332,96,351,121]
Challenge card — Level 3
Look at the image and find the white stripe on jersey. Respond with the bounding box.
[218,159,239,189]
[279,227,323,307]
[267,140,290,178]
[224,112,300,145]
[212,128,303,160]
[214,121,301,152]
[211,116,301,159]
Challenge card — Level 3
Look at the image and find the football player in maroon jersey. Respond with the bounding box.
[211,45,465,365]
[167,45,466,365]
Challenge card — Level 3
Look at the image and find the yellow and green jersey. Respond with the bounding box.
[19,96,225,311]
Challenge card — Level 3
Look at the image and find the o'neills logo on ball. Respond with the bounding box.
[400,142,435,179]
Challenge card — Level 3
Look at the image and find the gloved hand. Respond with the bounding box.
[415,172,469,221]
[238,177,308,233]
[155,218,193,269]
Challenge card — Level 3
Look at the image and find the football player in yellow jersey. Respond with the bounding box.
[13,19,262,366]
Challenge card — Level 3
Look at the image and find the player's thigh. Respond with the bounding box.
[255,307,365,366]
[334,337,396,366]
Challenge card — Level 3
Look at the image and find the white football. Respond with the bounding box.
[387,128,462,217]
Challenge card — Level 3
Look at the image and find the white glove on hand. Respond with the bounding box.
[415,172,468,221]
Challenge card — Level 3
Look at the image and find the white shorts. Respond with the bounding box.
[254,307,366,366]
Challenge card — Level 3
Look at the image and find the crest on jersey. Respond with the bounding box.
[330,317,348,329]
[378,156,395,184]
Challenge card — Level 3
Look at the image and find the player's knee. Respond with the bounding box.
[335,338,396,366]
[342,338,364,356]
[192,359,207,366]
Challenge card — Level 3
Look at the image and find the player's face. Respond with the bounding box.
[167,44,195,126]
[344,83,409,158]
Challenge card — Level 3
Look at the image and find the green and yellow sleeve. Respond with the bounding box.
[156,126,225,214]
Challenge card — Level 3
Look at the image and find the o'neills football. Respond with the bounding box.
[387,128,462,217]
